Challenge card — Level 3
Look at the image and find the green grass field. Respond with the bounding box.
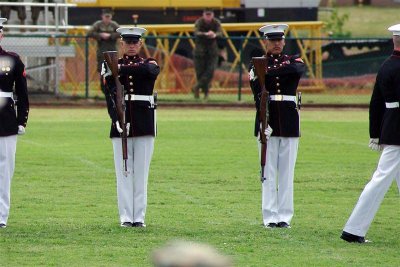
[0,108,399,266]
[319,6,400,37]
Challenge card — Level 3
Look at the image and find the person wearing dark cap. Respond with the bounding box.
[192,8,222,100]
[88,8,120,94]
[340,24,400,244]
[248,24,305,229]
[0,18,29,229]
[101,27,160,228]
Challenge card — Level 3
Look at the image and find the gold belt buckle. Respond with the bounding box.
[275,95,283,101]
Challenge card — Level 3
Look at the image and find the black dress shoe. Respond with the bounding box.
[277,222,291,228]
[340,231,370,243]
[0,223,6,228]
[133,222,146,228]
[120,222,133,227]
[265,223,277,228]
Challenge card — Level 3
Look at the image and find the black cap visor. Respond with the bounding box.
[122,35,141,44]
[265,32,285,40]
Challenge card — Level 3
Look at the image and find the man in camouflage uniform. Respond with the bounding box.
[0,0,26,26]
[0,18,29,228]
[193,8,222,100]
[88,9,119,94]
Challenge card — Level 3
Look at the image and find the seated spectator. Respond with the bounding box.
[1,0,26,26]
[31,0,56,25]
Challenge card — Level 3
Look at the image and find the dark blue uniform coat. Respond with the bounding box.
[0,47,29,137]
[369,50,400,145]
[104,54,160,138]
[249,53,305,137]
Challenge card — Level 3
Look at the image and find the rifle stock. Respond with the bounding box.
[104,51,128,175]
[252,57,269,182]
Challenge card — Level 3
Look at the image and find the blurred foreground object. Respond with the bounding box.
[152,241,233,267]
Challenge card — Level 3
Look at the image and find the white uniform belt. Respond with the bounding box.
[125,94,154,103]
[0,92,13,98]
[270,94,296,102]
[385,102,399,108]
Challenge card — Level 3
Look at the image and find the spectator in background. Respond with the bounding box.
[152,241,233,267]
[192,8,222,100]
[31,0,56,26]
[1,0,26,27]
[88,8,119,94]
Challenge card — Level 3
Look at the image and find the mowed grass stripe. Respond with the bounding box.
[0,108,398,266]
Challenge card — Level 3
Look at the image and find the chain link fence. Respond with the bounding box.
[4,34,391,106]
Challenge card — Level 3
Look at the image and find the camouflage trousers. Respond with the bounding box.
[193,52,218,96]
[1,6,26,22]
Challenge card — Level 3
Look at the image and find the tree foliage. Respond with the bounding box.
[324,9,352,38]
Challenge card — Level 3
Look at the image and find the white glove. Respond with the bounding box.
[264,125,273,139]
[101,62,112,77]
[115,121,123,134]
[368,138,382,151]
[115,121,130,134]
[17,125,25,135]
[249,68,258,81]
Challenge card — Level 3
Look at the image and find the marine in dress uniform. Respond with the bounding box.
[192,8,222,100]
[0,18,29,228]
[88,9,120,94]
[341,24,400,243]
[102,27,159,228]
[248,24,305,229]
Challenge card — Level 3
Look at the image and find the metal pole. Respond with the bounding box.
[44,0,49,34]
[238,36,243,102]
[64,3,68,26]
[54,3,60,95]
[85,35,89,98]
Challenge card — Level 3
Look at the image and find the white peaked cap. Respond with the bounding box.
[116,27,147,38]
[388,24,400,36]
[0,18,7,29]
[259,24,289,40]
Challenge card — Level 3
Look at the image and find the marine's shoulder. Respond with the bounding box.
[144,57,157,62]
[282,54,298,59]
[381,55,400,69]
[1,50,21,60]
[283,54,304,63]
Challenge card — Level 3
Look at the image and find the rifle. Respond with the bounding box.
[103,51,128,176]
[252,57,269,182]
